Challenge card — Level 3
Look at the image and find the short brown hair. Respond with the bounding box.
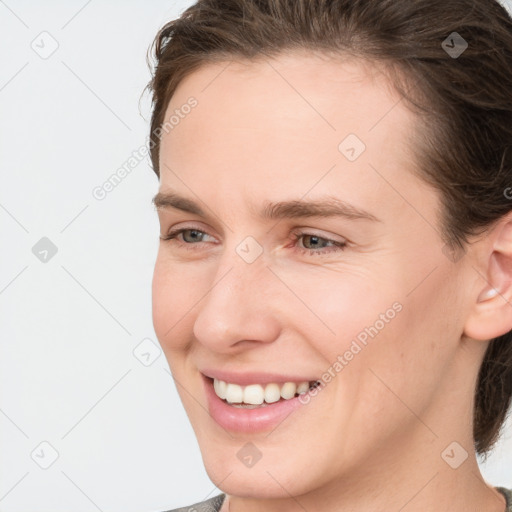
[146,0,512,457]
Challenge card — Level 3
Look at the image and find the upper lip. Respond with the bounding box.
[200,369,318,386]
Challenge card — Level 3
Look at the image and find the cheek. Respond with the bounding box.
[345,265,462,420]
[151,252,197,352]
[296,262,458,404]
[281,266,398,351]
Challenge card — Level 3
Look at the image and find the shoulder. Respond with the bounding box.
[496,487,512,512]
[161,493,226,512]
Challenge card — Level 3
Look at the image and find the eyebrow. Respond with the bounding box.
[152,191,380,222]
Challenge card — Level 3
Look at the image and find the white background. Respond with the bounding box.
[1,1,511,511]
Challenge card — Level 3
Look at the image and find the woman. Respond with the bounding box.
[147,0,512,510]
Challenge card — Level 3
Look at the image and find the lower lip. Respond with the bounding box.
[203,375,308,433]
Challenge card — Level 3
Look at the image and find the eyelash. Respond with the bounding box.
[160,227,347,256]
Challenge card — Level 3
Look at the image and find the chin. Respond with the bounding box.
[198,439,325,500]
[204,462,305,499]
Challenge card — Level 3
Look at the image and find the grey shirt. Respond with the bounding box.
[165,487,512,512]
[164,493,225,512]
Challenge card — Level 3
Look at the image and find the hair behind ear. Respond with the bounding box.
[474,334,512,460]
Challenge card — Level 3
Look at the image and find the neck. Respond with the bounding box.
[225,461,506,512]
[223,427,507,512]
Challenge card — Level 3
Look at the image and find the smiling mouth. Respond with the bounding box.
[212,377,320,408]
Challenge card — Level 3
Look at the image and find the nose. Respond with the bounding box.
[192,247,282,354]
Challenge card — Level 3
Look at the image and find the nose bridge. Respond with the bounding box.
[192,238,281,349]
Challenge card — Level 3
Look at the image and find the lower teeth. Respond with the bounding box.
[230,402,270,408]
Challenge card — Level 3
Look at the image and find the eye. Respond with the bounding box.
[290,230,347,256]
[160,227,216,249]
[160,226,347,256]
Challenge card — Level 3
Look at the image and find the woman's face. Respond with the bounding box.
[152,53,482,499]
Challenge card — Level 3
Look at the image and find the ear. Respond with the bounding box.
[464,213,512,341]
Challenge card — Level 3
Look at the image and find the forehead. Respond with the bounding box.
[158,52,424,220]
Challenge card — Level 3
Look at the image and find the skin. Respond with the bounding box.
[152,51,512,512]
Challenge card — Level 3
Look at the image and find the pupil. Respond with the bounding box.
[185,230,201,242]
[305,235,322,248]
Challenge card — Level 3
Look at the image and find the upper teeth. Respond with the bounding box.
[213,378,311,405]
